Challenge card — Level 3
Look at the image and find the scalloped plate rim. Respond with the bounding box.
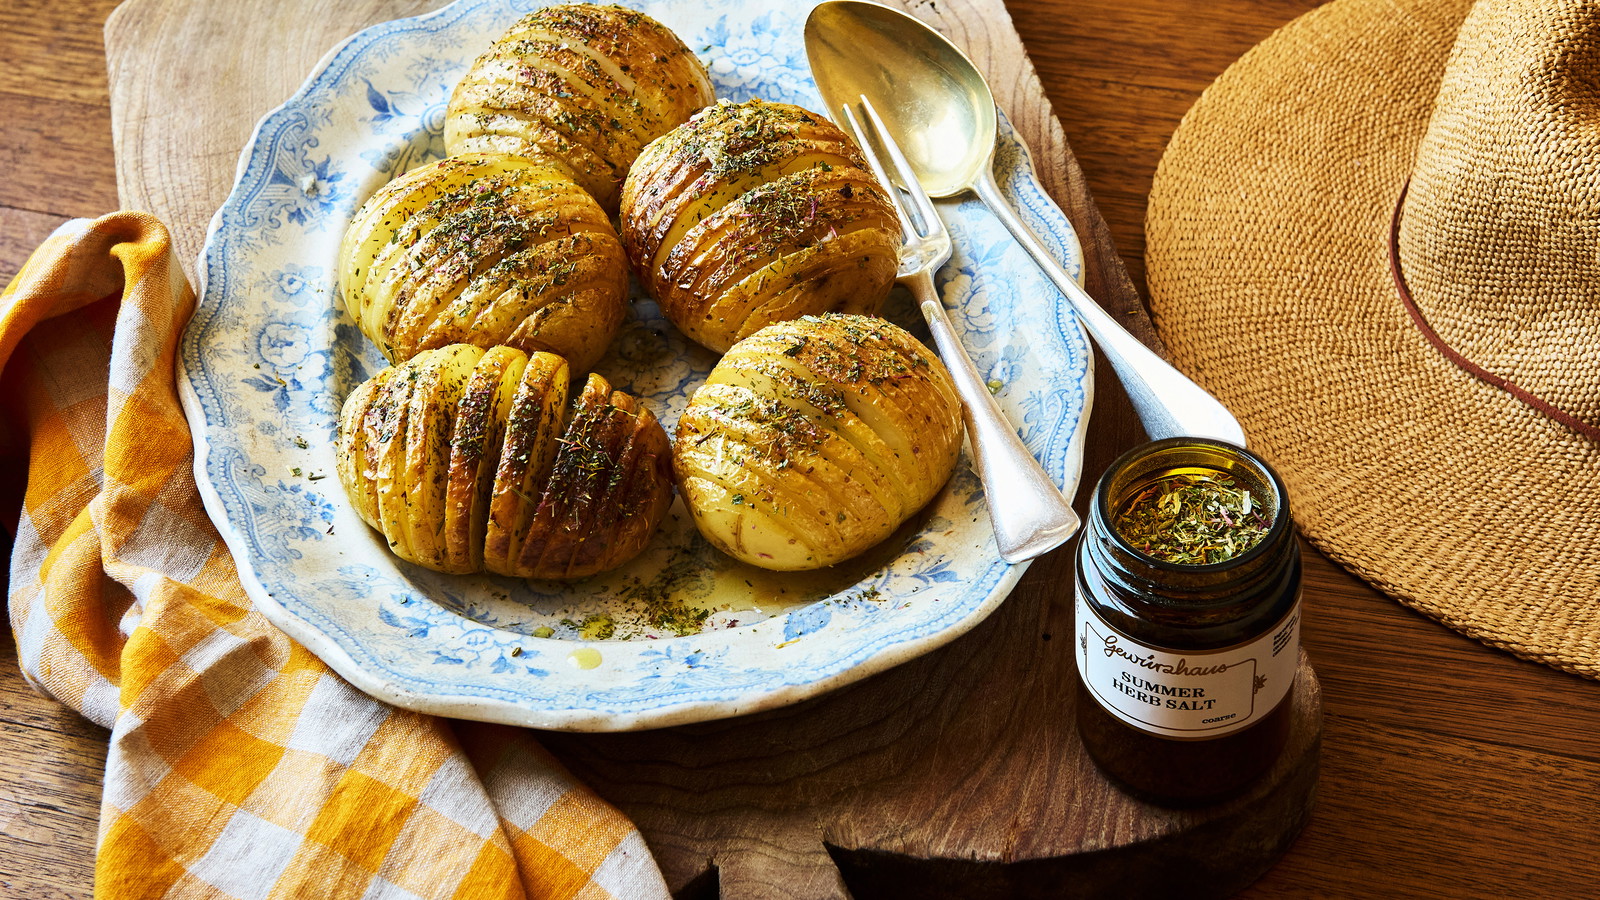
[179,0,1095,732]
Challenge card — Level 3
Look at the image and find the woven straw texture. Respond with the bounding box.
[1145,0,1600,679]
[1,213,669,899]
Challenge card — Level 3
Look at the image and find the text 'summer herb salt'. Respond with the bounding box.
[1074,439,1303,805]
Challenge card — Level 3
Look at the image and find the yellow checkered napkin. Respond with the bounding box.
[1,213,669,900]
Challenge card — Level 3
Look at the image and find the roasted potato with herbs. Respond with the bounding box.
[620,100,902,354]
[445,3,715,211]
[337,343,673,580]
[673,314,964,570]
[338,152,626,374]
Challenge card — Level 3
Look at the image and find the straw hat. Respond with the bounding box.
[1145,0,1600,678]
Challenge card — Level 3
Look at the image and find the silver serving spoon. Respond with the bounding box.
[804,0,1247,446]
[841,98,1080,563]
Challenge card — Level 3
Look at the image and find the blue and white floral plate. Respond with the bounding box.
[181,0,1094,731]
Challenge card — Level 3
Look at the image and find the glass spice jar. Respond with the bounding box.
[1074,437,1302,805]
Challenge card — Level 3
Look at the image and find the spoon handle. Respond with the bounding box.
[905,269,1081,563]
[973,164,1247,447]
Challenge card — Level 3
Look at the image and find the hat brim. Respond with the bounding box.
[1145,0,1600,678]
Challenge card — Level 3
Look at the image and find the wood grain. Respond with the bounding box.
[0,208,73,285]
[0,633,107,900]
[0,0,121,225]
[3,0,1598,897]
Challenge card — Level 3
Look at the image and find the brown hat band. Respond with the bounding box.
[1388,177,1600,443]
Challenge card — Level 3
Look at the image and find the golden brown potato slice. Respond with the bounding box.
[336,371,386,531]
[443,345,528,572]
[368,358,421,560]
[674,314,964,570]
[483,351,570,576]
[445,4,715,211]
[338,152,626,373]
[621,100,901,353]
[399,344,482,572]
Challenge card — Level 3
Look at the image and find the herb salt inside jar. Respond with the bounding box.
[1075,438,1302,805]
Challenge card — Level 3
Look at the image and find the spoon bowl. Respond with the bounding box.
[805,1,994,198]
[805,0,1247,446]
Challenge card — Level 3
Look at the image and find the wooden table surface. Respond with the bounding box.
[2,0,1596,898]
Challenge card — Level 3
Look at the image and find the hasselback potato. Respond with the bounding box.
[620,100,902,353]
[673,314,964,570]
[445,3,715,211]
[337,343,673,580]
[338,152,626,374]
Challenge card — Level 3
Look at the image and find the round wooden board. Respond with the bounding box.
[544,587,1321,898]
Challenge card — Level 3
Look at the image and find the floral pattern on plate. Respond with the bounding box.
[181,0,1093,731]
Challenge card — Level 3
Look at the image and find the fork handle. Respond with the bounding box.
[907,271,1081,563]
[973,163,1247,447]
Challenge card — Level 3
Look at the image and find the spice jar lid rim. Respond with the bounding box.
[1094,437,1292,574]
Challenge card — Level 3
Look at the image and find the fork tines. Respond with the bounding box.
[838,97,939,243]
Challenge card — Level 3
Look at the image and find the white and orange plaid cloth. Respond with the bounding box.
[1,212,669,900]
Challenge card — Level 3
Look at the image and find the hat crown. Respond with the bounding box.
[1399,0,1600,423]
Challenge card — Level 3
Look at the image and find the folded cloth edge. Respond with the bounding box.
[3,211,669,900]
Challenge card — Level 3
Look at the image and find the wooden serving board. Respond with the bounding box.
[105,0,1322,895]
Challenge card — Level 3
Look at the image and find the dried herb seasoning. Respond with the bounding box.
[1076,439,1300,804]
[1112,470,1273,565]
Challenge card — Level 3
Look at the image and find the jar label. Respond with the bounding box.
[1075,591,1301,740]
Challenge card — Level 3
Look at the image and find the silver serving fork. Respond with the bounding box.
[839,97,1080,563]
